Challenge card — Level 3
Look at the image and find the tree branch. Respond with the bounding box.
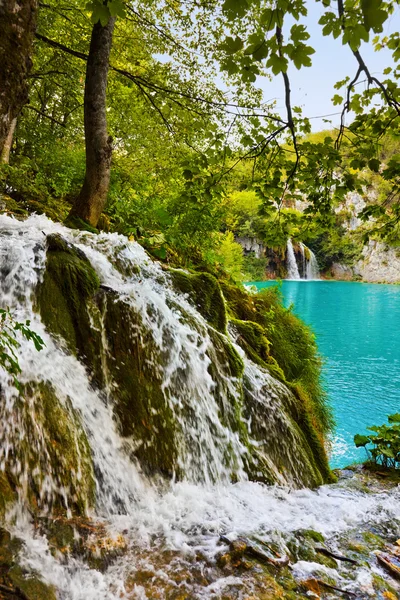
[24,105,66,127]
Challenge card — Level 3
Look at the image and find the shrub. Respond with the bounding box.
[354,414,400,468]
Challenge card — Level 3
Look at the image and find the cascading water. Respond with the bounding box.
[0,214,399,599]
[306,248,320,280]
[287,240,320,280]
[286,239,300,280]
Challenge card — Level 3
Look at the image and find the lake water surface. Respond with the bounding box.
[248,280,400,468]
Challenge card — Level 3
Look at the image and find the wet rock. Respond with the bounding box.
[169,268,227,332]
[3,381,95,515]
[0,528,56,600]
[38,515,127,572]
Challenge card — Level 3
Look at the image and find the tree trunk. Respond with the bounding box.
[68,16,116,228]
[0,0,37,155]
[1,118,17,164]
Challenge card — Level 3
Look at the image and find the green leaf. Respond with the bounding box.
[222,0,249,18]
[266,54,288,75]
[221,36,244,54]
[361,0,388,32]
[290,24,310,44]
[260,8,277,31]
[289,43,315,69]
[381,447,395,458]
[388,413,400,423]
[368,158,380,172]
[354,434,370,447]
[91,4,111,26]
[108,0,126,18]
[332,94,343,106]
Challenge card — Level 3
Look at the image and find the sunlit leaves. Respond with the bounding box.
[318,12,341,38]
[86,0,125,26]
[287,42,315,69]
[290,24,310,43]
[222,0,249,18]
[223,36,244,55]
[361,0,387,32]
[266,54,288,75]
[332,94,343,106]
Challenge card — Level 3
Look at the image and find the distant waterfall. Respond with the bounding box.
[287,240,319,280]
[286,239,300,279]
[306,249,320,280]
[299,243,307,278]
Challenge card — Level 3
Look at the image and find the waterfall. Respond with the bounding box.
[0,214,398,599]
[298,242,306,278]
[306,248,320,280]
[287,240,319,280]
[286,238,300,279]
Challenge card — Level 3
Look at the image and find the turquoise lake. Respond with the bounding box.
[248,280,400,468]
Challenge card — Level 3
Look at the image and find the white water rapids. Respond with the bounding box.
[0,214,399,599]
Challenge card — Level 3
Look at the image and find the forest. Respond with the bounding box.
[1,0,400,281]
[1,1,400,599]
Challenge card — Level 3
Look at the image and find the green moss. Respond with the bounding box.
[0,472,16,519]
[362,531,386,550]
[372,573,398,595]
[0,529,56,600]
[37,233,100,355]
[64,214,99,234]
[220,280,258,322]
[230,319,270,366]
[19,382,95,514]
[0,194,28,216]
[170,269,227,332]
[206,328,249,472]
[219,280,333,485]
[9,565,57,600]
[207,328,244,380]
[299,529,325,543]
[95,290,178,476]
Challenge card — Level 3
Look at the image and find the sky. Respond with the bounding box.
[257,2,399,131]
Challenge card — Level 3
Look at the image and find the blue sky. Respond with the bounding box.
[257,2,399,131]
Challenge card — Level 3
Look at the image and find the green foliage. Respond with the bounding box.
[0,308,45,389]
[242,256,269,282]
[309,228,363,271]
[86,0,125,26]
[208,232,244,282]
[354,414,400,468]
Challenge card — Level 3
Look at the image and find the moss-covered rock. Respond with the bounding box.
[37,233,100,356]
[220,280,258,323]
[0,194,29,217]
[242,374,326,488]
[39,515,127,572]
[95,289,178,476]
[0,472,16,520]
[170,269,227,332]
[230,319,270,366]
[35,234,332,486]
[10,381,95,515]
[0,528,56,600]
[64,214,99,234]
